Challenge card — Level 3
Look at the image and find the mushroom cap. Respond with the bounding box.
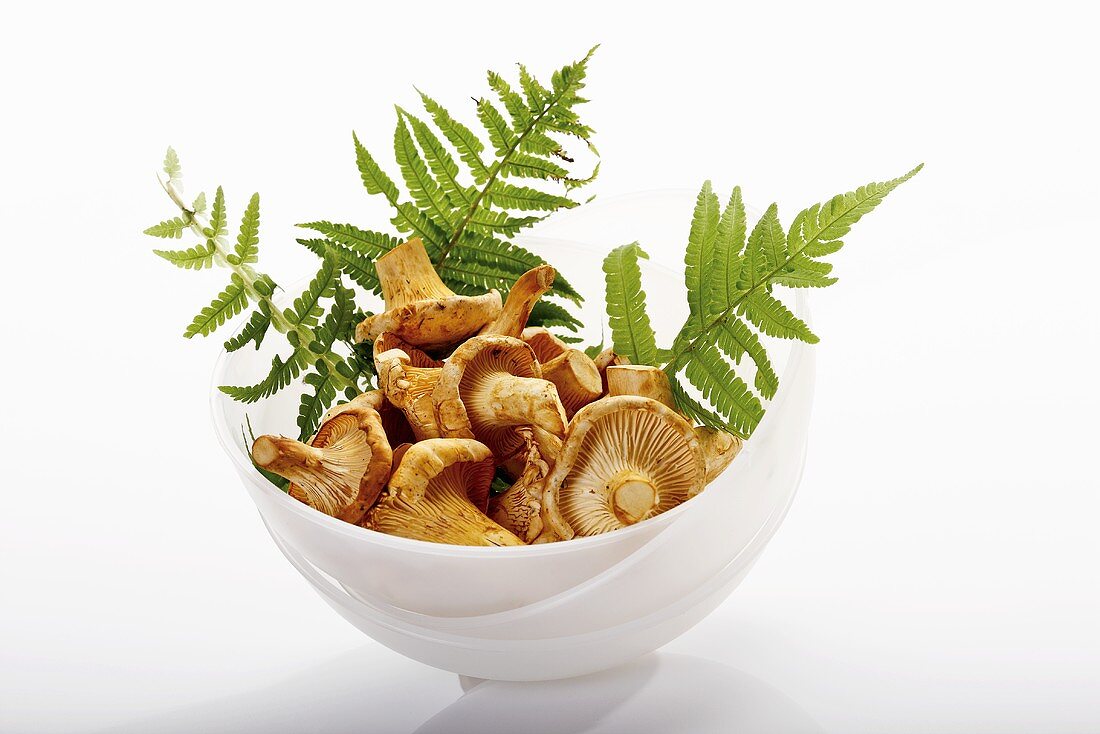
[434,335,568,462]
[321,389,416,448]
[542,396,706,537]
[252,407,393,524]
[696,426,744,484]
[362,438,524,547]
[520,326,569,363]
[355,239,502,351]
[375,348,443,440]
[488,427,571,543]
[540,349,603,418]
[373,331,444,369]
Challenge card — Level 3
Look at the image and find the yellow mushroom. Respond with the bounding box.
[480,265,557,338]
[374,348,444,441]
[519,327,601,418]
[252,406,393,524]
[362,439,524,547]
[488,427,572,543]
[541,396,706,538]
[605,364,743,484]
[593,347,631,393]
[355,238,502,352]
[434,335,569,463]
[320,389,417,449]
[373,331,444,369]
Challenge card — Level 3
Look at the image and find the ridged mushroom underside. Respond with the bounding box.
[559,410,701,536]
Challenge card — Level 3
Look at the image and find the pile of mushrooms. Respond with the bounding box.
[252,238,744,546]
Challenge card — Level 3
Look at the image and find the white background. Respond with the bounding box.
[2,1,1098,732]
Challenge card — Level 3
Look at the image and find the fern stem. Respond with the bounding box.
[159,177,357,392]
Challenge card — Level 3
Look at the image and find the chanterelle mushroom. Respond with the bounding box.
[519,327,601,417]
[488,428,572,543]
[434,335,569,463]
[355,238,502,352]
[362,438,524,547]
[593,347,631,393]
[606,364,743,483]
[480,265,556,338]
[252,407,393,524]
[373,331,444,369]
[321,389,416,448]
[375,348,443,440]
[541,395,706,538]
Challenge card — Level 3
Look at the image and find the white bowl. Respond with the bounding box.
[211,223,814,681]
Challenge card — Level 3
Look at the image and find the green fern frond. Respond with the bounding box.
[602,242,658,365]
[206,186,228,241]
[286,256,339,328]
[297,363,339,441]
[184,276,248,338]
[219,348,309,404]
[163,147,182,181]
[314,49,600,330]
[153,242,215,270]
[597,166,920,438]
[191,191,207,214]
[224,309,271,352]
[232,193,260,264]
[528,300,582,332]
[144,216,191,239]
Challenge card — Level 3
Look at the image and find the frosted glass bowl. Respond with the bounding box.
[211,199,814,681]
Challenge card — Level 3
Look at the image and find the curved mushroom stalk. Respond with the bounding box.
[480,265,556,338]
[434,335,569,463]
[362,439,524,547]
[542,396,706,538]
[488,428,572,543]
[540,349,602,418]
[252,407,393,524]
[606,364,743,484]
[593,347,630,393]
[375,348,444,440]
[355,238,502,352]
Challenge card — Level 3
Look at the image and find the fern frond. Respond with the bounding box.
[232,193,260,264]
[664,166,921,436]
[144,216,191,239]
[191,191,207,214]
[317,50,599,328]
[224,308,271,352]
[297,363,339,441]
[207,186,228,241]
[219,348,309,403]
[153,242,215,270]
[287,256,338,328]
[163,147,182,182]
[682,343,764,436]
[184,276,248,338]
[602,242,658,365]
[707,186,747,316]
[528,299,582,332]
[684,181,720,325]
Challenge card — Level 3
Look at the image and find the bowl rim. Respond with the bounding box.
[210,235,809,558]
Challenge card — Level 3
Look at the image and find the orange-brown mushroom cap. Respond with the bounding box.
[355,239,501,352]
[434,335,569,463]
[252,407,393,524]
[361,438,524,546]
[541,396,706,538]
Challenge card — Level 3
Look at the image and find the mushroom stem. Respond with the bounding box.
[252,435,323,472]
[375,238,453,308]
[481,265,556,338]
[606,364,676,409]
[609,472,659,525]
[593,347,631,393]
[541,350,603,418]
[480,373,568,436]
